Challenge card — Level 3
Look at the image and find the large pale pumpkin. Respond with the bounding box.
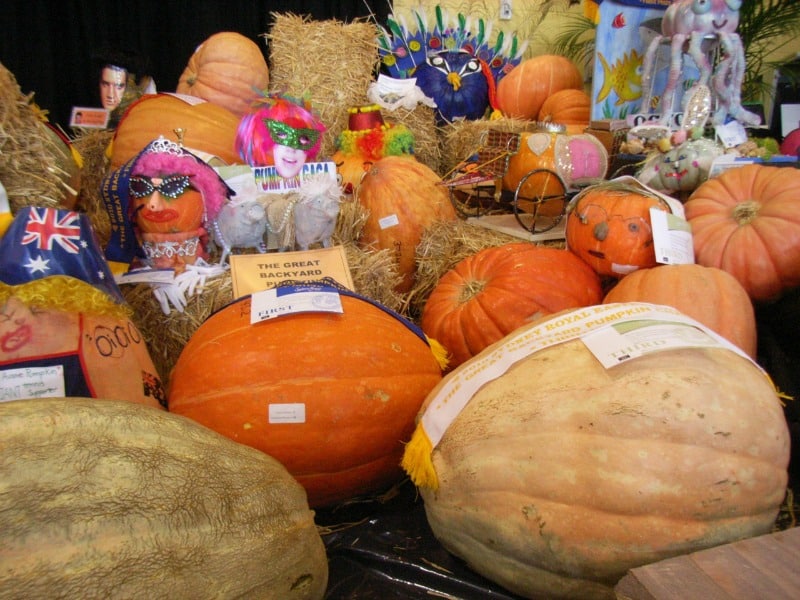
[110,92,240,169]
[168,290,443,508]
[496,55,584,121]
[421,242,603,368]
[410,305,790,599]
[565,181,671,278]
[0,397,328,599]
[603,263,757,358]
[176,31,270,117]
[356,155,458,292]
[684,164,800,302]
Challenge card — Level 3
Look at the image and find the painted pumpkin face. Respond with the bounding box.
[565,186,671,278]
[130,175,205,234]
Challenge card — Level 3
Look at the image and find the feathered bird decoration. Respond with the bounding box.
[377,4,528,125]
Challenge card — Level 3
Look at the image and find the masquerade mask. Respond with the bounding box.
[264,119,320,152]
[129,175,192,199]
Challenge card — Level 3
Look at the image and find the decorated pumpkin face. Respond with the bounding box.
[565,182,671,277]
[652,138,723,192]
[130,175,205,234]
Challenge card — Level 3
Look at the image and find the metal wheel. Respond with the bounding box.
[512,169,568,234]
[449,182,504,219]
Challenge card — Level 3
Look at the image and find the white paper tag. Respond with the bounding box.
[268,403,306,424]
[378,214,400,229]
[715,120,749,148]
[250,285,344,324]
[0,365,65,402]
[651,208,694,265]
[582,319,725,369]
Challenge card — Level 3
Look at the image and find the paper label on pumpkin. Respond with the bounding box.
[418,303,760,448]
[268,403,306,424]
[378,213,400,229]
[250,283,344,324]
[650,208,694,265]
[0,365,65,402]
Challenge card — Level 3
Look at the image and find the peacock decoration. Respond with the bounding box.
[378,5,528,125]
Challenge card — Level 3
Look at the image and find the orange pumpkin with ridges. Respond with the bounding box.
[355,155,458,292]
[684,164,800,302]
[538,88,591,126]
[421,243,603,368]
[496,55,583,121]
[167,289,443,508]
[176,32,270,117]
[110,93,240,169]
[603,263,758,358]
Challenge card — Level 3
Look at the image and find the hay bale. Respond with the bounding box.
[72,129,114,246]
[383,105,443,175]
[439,116,535,176]
[0,61,76,211]
[266,13,380,159]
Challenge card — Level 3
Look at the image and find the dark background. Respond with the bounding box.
[0,0,390,130]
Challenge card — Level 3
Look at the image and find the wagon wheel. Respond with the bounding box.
[449,180,505,219]
[513,169,568,234]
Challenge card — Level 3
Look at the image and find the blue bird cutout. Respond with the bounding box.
[377,4,528,123]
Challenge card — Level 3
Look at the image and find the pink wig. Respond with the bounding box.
[235,93,326,167]
[131,142,231,223]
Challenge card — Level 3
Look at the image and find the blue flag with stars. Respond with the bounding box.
[0,206,125,304]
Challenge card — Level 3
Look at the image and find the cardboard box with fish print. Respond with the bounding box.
[591,0,702,124]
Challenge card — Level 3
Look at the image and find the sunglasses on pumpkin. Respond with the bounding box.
[129,175,192,199]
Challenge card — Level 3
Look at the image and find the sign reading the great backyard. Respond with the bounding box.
[229,246,354,299]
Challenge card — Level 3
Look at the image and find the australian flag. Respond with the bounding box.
[0,206,126,304]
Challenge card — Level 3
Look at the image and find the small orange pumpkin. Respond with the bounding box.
[168,289,444,508]
[538,88,591,126]
[603,263,758,358]
[565,181,672,278]
[684,164,800,302]
[496,55,583,121]
[110,93,240,169]
[356,156,458,292]
[421,243,603,368]
[176,32,270,117]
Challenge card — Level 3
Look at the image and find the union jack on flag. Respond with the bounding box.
[0,206,125,304]
[21,207,83,254]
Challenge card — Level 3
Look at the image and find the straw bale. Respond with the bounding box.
[383,105,443,175]
[439,116,535,176]
[72,129,114,246]
[266,13,380,160]
[0,62,75,211]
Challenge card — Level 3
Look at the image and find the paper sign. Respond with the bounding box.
[250,283,344,324]
[651,208,694,265]
[70,107,109,129]
[268,403,306,424]
[230,245,354,299]
[0,365,66,401]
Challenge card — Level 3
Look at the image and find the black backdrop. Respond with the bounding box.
[0,0,390,129]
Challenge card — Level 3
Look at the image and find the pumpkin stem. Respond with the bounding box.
[458,279,487,304]
[732,200,761,225]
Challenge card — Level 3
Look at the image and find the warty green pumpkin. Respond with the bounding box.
[0,397,328,600]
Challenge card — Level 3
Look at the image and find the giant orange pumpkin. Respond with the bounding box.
[684,164,800,302]
[356,156,458,292]
[168,289,444,508]
[421,243,603,368]
[110,93,240,169]
[176,32,270,117]
[565,181,672,278]
[603,263,758,358]
[496,55,583,121]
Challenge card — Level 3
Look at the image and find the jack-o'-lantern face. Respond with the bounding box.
[130,175,205,234]
[656,146,701,192]
[565,187,670,278]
